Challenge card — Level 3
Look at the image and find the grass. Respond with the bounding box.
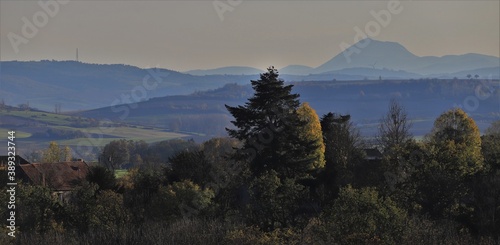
[1,109,191,157]
[114,169,128,179]
[55,126,188,147]
[0,109,75,126]
[0,128,32,138]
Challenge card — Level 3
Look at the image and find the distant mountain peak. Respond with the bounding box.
[313,39,499,75]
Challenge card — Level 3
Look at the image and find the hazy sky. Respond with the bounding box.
[1,0,498,71]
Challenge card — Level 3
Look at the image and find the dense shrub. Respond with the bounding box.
[320,186,408,244]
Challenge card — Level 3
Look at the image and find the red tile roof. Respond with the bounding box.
[18,161,89,191]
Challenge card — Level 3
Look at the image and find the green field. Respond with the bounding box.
[0,109,76,126]
[114,169,129,179]
[0,128,32,138]
[56,127,188,147]
[0,109,191,152]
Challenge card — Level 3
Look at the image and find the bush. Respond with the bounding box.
[17,185,58,233]
[17,219,232,245]
[150,180,215,221]
[402,215,493,245]
[86,165,117,191]
[320,186,408,244]
[225,226,300,245]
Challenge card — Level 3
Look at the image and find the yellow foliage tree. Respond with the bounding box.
[43,141,62,163]
[419,108,484,218]
[63,146,72,162]
[42,142,72,163]
[428,108,483,176]
[297,102,325,170]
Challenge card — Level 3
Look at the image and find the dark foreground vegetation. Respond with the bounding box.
[1,68,499,244]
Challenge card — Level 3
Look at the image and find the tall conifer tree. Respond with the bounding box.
[225,67,320,180]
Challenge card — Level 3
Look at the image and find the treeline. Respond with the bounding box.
[31,128,87,139]
[1,68,499,244]
[99,138,198,169]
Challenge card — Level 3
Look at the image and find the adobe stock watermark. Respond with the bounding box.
[339,0,403,63]
[8,0,69,53]
[454,75,498,113]
[213,0,242,21]
[74,68,170,160]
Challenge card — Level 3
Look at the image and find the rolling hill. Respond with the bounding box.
[75,79,500,139]
[0,105,190,157]
[0,60,258,111]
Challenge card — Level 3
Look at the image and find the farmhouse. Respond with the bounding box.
[15,160,90,202]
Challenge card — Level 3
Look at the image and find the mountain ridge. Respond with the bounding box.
[181,39,499,76]
[184,66,264,76]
